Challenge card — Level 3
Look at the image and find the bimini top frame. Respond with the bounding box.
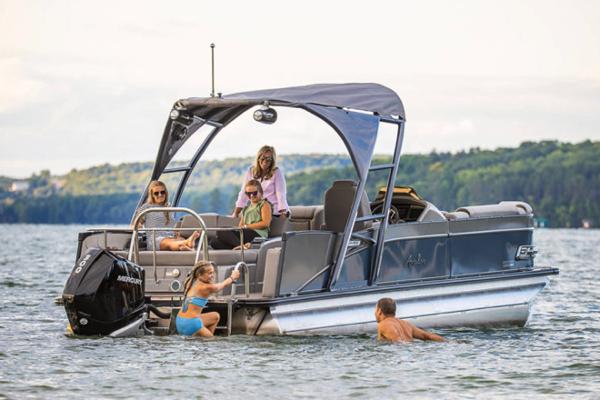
[145,82,406,289]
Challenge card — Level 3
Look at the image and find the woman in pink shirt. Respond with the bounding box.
[233,145,289,217]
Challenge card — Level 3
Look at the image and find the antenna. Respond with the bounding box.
[210,43,215,97]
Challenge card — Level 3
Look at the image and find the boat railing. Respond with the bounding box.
[86,208,250,285]
[129,207,210,266]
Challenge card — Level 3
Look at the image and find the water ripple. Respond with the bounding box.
[0,226,598,398]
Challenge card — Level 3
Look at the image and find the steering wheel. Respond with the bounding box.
[371,204,403,224]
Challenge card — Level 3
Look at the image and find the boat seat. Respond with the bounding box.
[177,213,240,239]
[112,249,258,267]
[324,180,371,232]
[80,231,131,256]
[177,206,326,240]
[453,201,533,219]
[285,205,324,232]
[268,215,289,237]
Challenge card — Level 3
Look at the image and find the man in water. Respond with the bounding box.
[375,297,445,342]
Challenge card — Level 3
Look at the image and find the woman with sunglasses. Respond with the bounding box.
[233,145,289,218]
[212,179,272,249]
[135,180,200,251]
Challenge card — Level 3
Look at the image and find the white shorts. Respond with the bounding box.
[149,235,172,250]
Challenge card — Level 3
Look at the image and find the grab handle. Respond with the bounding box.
[231,261,250,298]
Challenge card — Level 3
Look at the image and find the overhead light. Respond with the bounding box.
[169,108,193,124]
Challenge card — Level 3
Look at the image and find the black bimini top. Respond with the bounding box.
[179,82,404,120]
[154,83,405,180]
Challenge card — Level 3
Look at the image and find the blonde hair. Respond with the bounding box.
[252,145,277,180]
[146,180,171,224]
[183,261,214,297]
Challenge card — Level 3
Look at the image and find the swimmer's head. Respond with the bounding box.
[183,261,215,295]
[375,297,396,321]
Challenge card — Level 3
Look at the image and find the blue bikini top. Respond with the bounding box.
[182,296,208,312]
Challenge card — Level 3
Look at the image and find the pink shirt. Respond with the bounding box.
[236,167,289,214]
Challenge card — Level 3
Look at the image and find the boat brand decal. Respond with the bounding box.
[407,253,426,267]
[117,275,143,286]
[516,245,538,260]
[74,253,92,274]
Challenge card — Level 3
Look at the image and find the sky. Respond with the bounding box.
[1,0,600,178]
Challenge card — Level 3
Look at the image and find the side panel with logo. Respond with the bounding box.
[376,221,449,283]
[449,215,534,276]
[449,231,533,276]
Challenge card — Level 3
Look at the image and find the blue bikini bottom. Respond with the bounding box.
[176,315,204,336]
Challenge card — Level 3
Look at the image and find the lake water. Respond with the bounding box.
[0,225,598,399]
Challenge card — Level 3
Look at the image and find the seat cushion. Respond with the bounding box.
[455,202,532,218]
[178,214,240,238]
[113,249,258,266]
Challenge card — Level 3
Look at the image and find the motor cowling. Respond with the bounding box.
[63,248,145,336]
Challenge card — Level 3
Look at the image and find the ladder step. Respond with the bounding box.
[163,166,191,173]
[356,213,385,222]
[368,163,394,171]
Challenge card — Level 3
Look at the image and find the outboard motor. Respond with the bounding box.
[63,248,146,336]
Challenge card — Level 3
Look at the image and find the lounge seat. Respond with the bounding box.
[178,206,325,239]
[113,249,258,266]
[177,213,240,240]
[273,205,324,235]
[450,201,533,219]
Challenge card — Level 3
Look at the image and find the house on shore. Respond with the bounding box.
[9,181,30,193]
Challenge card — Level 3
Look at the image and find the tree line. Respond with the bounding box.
[0,140,598,227]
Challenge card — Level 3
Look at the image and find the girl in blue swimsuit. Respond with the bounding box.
[176,261,240,337]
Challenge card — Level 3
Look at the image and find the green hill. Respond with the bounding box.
[53,154,353,196]
[1,141,599,227]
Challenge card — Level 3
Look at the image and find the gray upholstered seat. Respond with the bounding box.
[268,215,289,237]
[454,201,533,219]
[177,213,240,240]
[113,249,258,266]
[285,205,324,232]
[323,180,371,232]
[178,208,324,239]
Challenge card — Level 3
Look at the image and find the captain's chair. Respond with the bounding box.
[323,180,372,232]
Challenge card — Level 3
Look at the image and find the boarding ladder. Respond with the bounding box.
[129,209,251,336]
[331,117,405,286]
[207,261,250,336]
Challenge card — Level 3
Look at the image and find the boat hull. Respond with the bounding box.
[234,272,552,335]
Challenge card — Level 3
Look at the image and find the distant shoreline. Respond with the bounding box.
[1,140,598,228]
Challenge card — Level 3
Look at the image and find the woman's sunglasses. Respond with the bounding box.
[153,190,166,196]
[245,191,259,198]
[259,156,273,162]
